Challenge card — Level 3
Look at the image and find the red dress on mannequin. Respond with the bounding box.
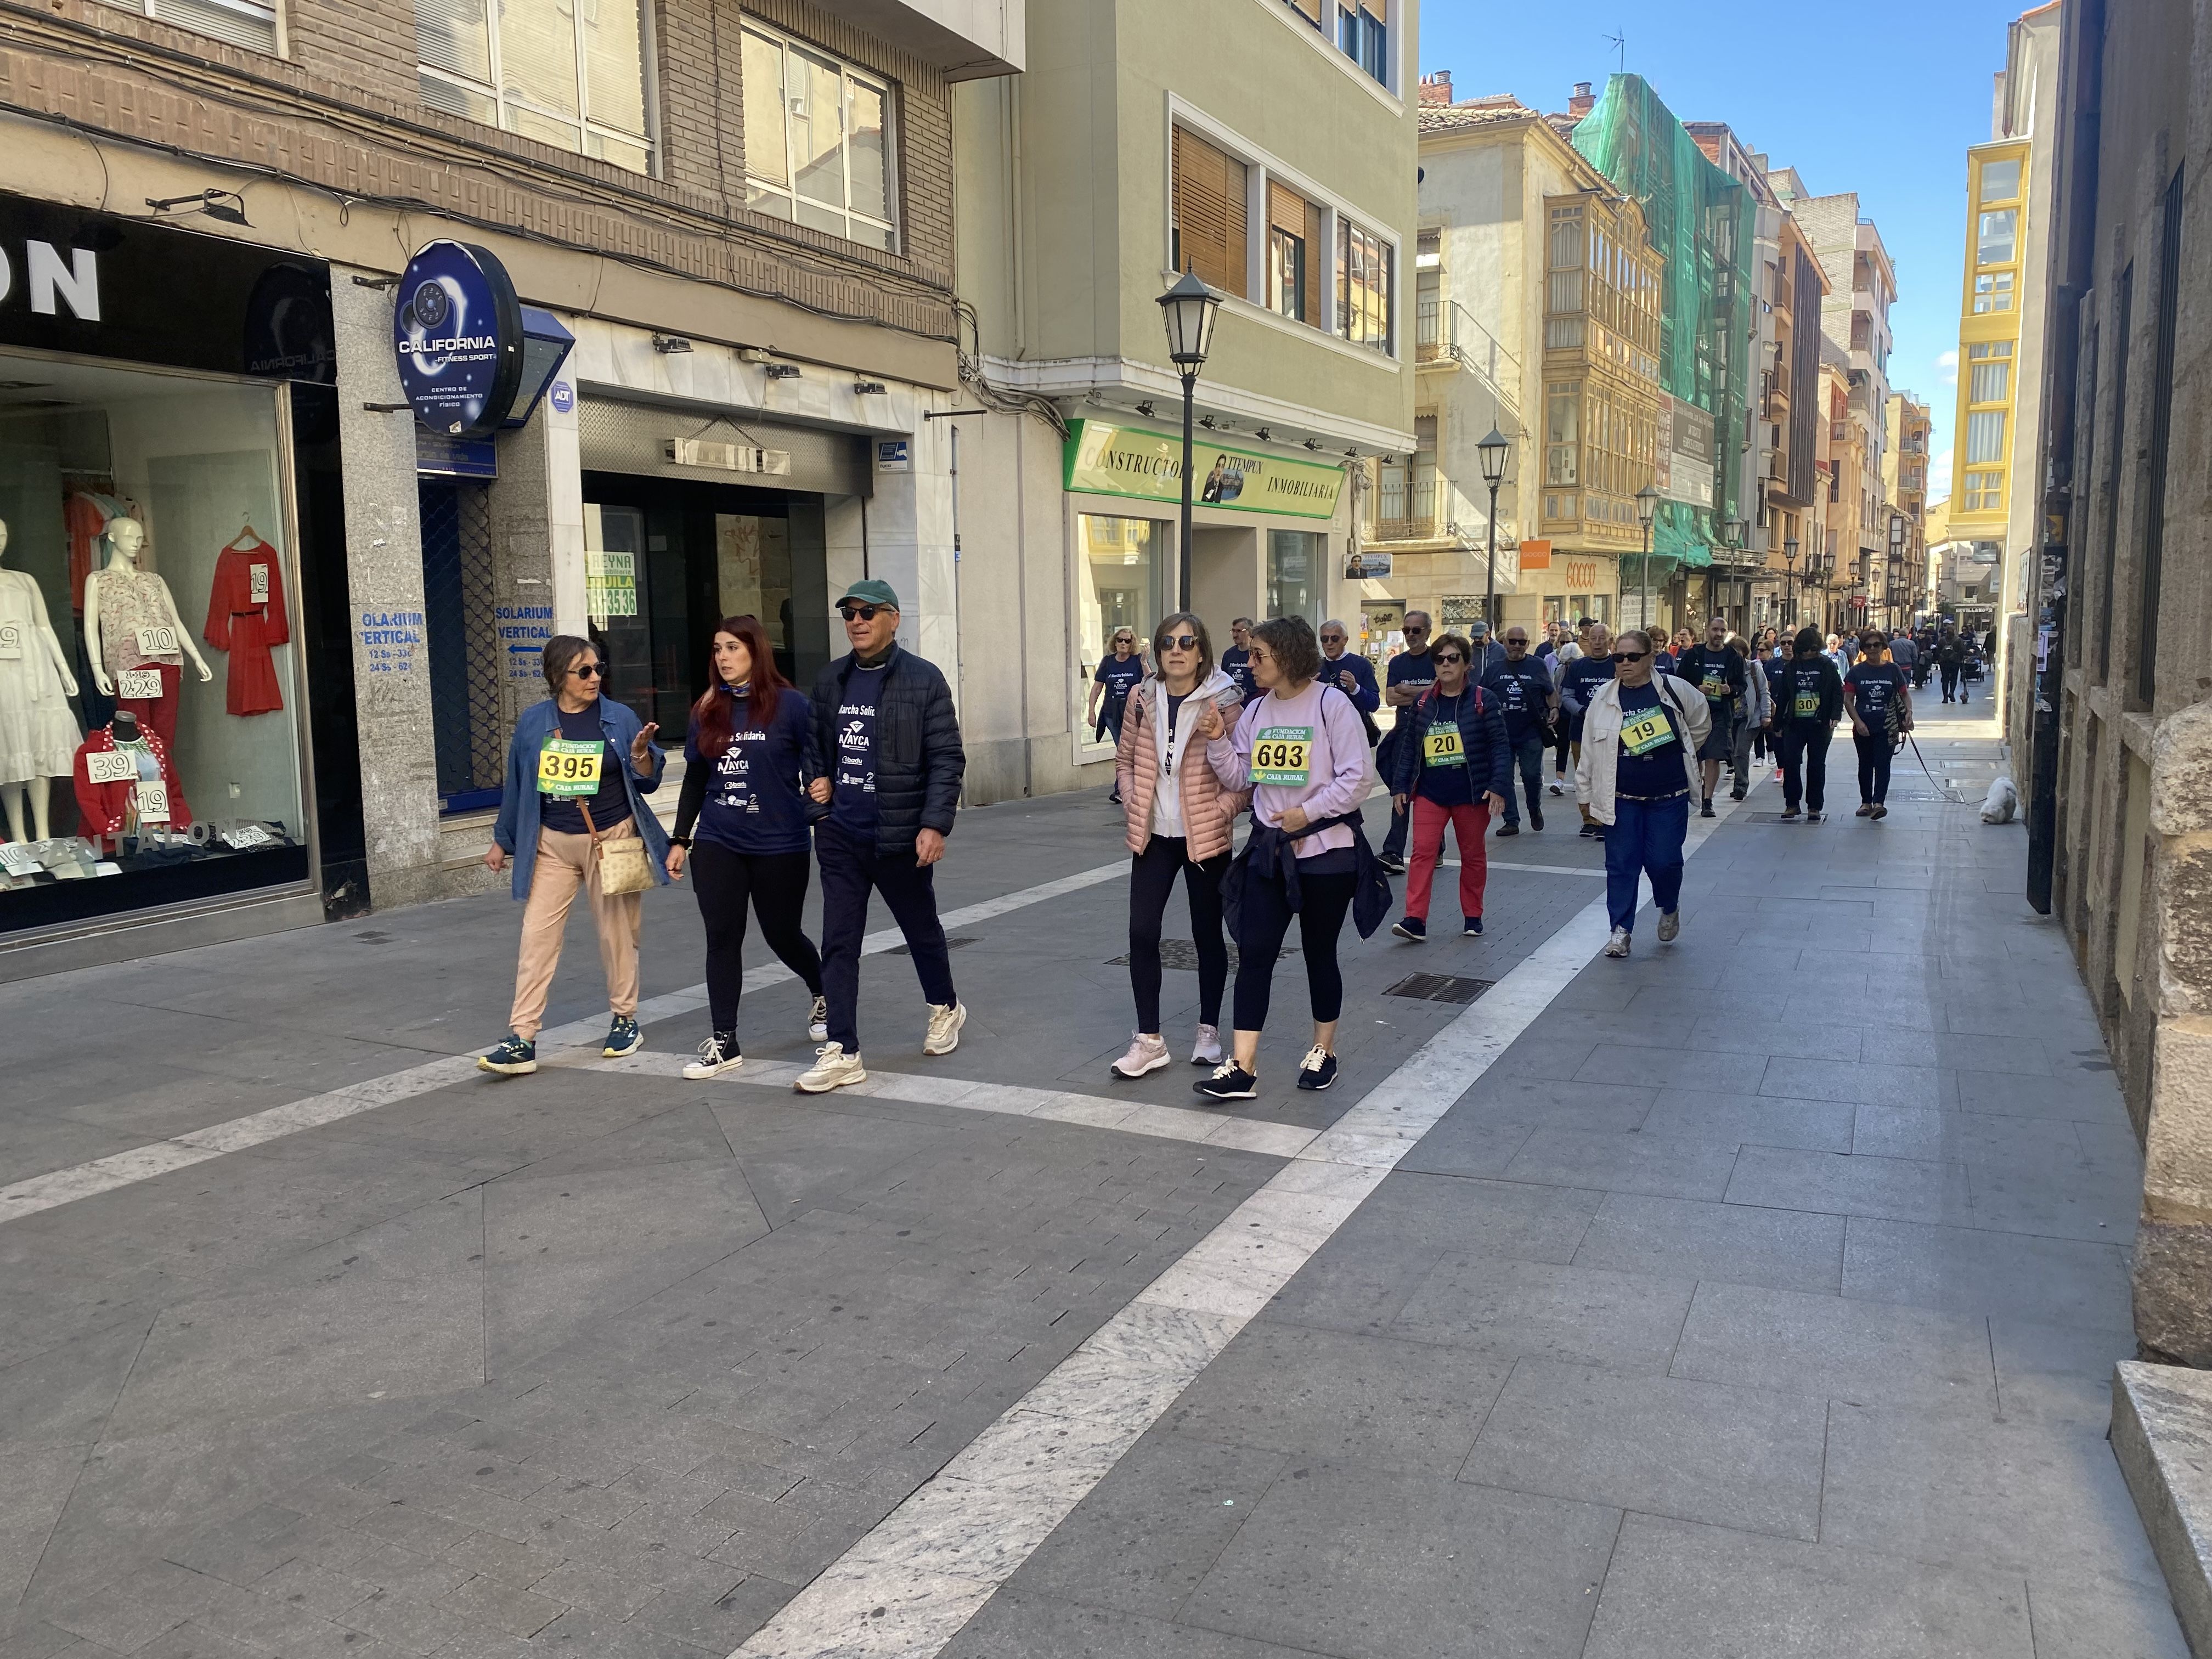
[202,538,289,716]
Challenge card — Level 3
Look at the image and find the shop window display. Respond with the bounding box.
[0,352,308,922]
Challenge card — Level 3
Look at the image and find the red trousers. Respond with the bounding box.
[1404,794,1489,922]
[116,661,182,747]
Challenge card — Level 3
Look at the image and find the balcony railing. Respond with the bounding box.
[1372,517,1440,543]
[1415,298,1522,414]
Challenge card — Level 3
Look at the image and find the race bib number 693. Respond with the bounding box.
[1250,726,1313,786]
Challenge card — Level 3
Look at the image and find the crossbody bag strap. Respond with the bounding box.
[578,798,602,851]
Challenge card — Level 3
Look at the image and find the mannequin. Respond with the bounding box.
[0,518,83,844]
[83,517,210,749]
[74,706,191,838]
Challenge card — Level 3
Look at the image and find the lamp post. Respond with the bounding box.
[1634,483,1660,635]
[1477,424,1509,631]
[1783,535,1800,629]
[1723,515,1747,631]
[1157,269,1223,613]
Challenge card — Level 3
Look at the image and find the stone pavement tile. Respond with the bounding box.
[1572,1042,1750,1091]
[1570,1193,1844,1294]
[0,1316,159,1451]
[431,1572,566,1638]
[945,1592,1313,1659]
[1992,1319,2140,1431]
[1005,1429,1286,1620]
[1955,1069,2131,1124]
[333,1587,471,1656]
[1391,1254,1695,1374]
[1819,1403,2165,1589]
[1581,1513,2033,1658]
[194,1578,400,1658]
[1669,1280,1998,1413]
[1160,1323,1509,1475]
[1461,1357,1827,1540]
[1760,1056,1956,1108]
[525,1608,713,1656]
[2024,1576,2190,1658]
[44,1561,220,1652]
[1725,1144,1974,1227]
[1177,1459,1617,1658]
[1310,1172,1605,1268]
[1927,1034,2068,1076]
[1683,1014,1862,1062]
[626,1572,787,1651]
[1641,1090,1855,1153]
[1254,1237,1446,1340]
[1498,1127,1739,1201]
[0,1624,83,1659]
[1448,1081,1654,1137]
[1842,1216,2133,1328]
[1852,1105,2094,1175]
[129,1623,264,1659]
[238,1556,377,1618]
[1968,1163,2141,1243]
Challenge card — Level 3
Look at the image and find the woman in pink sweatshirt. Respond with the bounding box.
[1197,615,1373,1101]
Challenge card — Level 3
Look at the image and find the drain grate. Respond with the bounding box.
[1383,973,1494,1005]
[1107,939,1297,971]
[1745,812,1814,823]
[888,935,981,957]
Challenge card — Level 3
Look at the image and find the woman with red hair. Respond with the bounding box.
[667,615,827,1076]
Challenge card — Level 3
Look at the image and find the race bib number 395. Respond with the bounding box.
[538,737,604,797]
[1250,726,1313,786]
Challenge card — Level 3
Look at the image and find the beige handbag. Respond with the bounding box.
[579,800,654,896]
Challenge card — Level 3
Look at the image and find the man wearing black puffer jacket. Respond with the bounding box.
[797,579,967,1092]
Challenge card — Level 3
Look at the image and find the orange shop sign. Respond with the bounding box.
[1518,539,1552,570]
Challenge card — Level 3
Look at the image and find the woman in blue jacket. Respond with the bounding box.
[478,635,668,1075]
[1384,631,1511,940]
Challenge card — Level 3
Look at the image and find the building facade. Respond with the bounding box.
[0,0,1020,975]
[951,0,1417,797]
[1883,391,1932,630]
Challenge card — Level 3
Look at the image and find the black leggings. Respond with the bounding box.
[1775,724,1829,813]
[1127,836,1228,1033]
[690,842,823,1036]
[1855,731,1895,805]
[1232,867,1358,1032]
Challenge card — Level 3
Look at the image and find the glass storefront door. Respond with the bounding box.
[1267,528,1322,625]
[1077,516,1161,719]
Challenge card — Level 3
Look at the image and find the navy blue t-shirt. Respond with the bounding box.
[1615,680,1689,799]
[831,663,888,834]
[1094,653,1144,710]
[1559,654,1616,740]
[1775,657,1838,727]
[1846,662,1908,736]
[1220,646,1257,704]
[685,687,812,856]
[539,702,633,835]
[1385,649,1437,729]
[1482,658,1553,743]
[1414,691,1477,806]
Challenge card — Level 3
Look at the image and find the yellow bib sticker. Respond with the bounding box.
[1250,726,1313,786]
[1618,708,1675,757]
[1700,671,1729,699]
[1423,726,1466,767]
[1793,691,1820,719]
[538,736,605,797]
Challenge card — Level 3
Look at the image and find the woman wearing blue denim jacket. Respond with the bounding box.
[477,634,669,1075]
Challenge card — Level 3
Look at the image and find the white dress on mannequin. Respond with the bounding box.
[0,521,81,786]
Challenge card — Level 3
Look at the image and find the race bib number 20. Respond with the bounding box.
[1250,726,1313,786]
[1424,726,1466,768]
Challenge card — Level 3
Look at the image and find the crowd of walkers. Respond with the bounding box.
[472,590,1948,1100]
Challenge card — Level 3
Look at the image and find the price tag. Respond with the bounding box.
[0,844,41,878]
[224,825,277,850]
[0,623,21,661]
[249,563,269,605]
[85,751,137,785]
[136,625,179,656]
[537,736,605,797]
[136,782,171,825]
[1249,726,1313,787]
[117,668,165,699]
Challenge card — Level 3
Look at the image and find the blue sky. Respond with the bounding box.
[1418,0,2029,502]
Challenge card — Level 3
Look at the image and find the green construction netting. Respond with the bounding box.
[1571,74,1759,588]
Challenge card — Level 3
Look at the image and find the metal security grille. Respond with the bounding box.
[418,481,505,811]
[1383,973,1494,1005]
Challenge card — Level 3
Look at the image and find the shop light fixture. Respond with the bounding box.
[145,189,250,227]
[1304,439,1323,451]
[1255,427,1271,442]
[1136,401,1155,418]
[764,363,803,380]
[854,380,887,394]
[1198,415,1216,430]
[651,334,693,353]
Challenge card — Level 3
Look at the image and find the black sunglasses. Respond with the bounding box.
[1161,633,1200,651]
[839,603,889,622]
[1432,652,1465,665]
[568,661,604,678]
[1610,651,1646,663]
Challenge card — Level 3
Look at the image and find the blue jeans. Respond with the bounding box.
[1605,794,1689,934]
[1502,734,1547,824]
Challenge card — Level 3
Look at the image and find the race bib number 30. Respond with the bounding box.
[538,737,604,797]
[1794,691,1819,719]
[1424,726,1466,768]
[1250,726,1314,786]
[1618,709,1674,757]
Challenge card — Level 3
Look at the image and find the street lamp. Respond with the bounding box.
[1477,424,1509,631]
[1783,535,1800,629]
[1634,484,1660,635]
[1158,268,1222,612]
[1723,516,1747,630]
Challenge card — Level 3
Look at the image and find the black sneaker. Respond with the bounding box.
[1194,1062,1259,1101]
[1295,1046,1338,1091]
[1378,853,1407,875]
[1729,788,1746,802]
[1578,822,1598,839]
[603,1015,642,1058]
[478,1034,537,1075]
[1391,915,1427,941]
[1805,810,1826,823]
[1497,821,1520,837]
[1700,798,1716,819]
[1780,805,1801,821]
[1463,915,1483,936]
[1530,808,1544,831]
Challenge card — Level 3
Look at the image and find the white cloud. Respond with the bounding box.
[1927,448,1954,505]
[1937,349,1959,385]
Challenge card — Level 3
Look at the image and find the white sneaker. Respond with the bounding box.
[923,1001,967,1056]
[795,1043,867,1093]
[1657,910,1680,943]
[682,1034,742,1080]
[808,996,829,1043]
[1111,1032,1171,1079]
[1604,927,1632,958]
[1190,1024,1223,1066]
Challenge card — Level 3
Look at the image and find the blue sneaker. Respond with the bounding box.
[478,1034,537,1075]
[1463,915,1484,936]
[1391,916,1427,941]
[602,1015,642,1058]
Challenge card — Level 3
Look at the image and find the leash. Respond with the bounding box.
[1904,731,1972,804]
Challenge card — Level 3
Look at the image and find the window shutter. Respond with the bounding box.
[1173,128,1246,297]
[1304,198,1323,328]
[1268,180,1305,236]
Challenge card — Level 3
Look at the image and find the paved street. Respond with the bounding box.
[0,712,2182,1659]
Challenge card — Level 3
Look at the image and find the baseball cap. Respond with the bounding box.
[837,578,901,611]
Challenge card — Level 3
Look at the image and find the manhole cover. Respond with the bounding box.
[888,936,981,956]
[1107,940,1296,970]
[1745,812,1815,823]
[1383,973,1494,1005]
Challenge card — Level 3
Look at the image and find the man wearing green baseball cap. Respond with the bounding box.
[797,578,969,1092]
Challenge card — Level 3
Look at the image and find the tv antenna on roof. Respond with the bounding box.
[1604,27,1626,72]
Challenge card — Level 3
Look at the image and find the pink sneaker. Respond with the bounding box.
[1111,1032,1171,1079]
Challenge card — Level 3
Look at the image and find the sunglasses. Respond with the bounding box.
[1432,653,1465,665]
[1610,651,1647,663]
[1161,633,1199,651]
[568,662,604,678]
[839,603,888,622]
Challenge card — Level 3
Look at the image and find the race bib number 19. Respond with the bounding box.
[1619,709,1673,757]
[538,737,604,797]
[1250,725,1313,786]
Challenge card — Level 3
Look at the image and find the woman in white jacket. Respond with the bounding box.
[1575,629,1711,958]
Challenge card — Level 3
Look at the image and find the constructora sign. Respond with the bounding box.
[1063,420,1344,520]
